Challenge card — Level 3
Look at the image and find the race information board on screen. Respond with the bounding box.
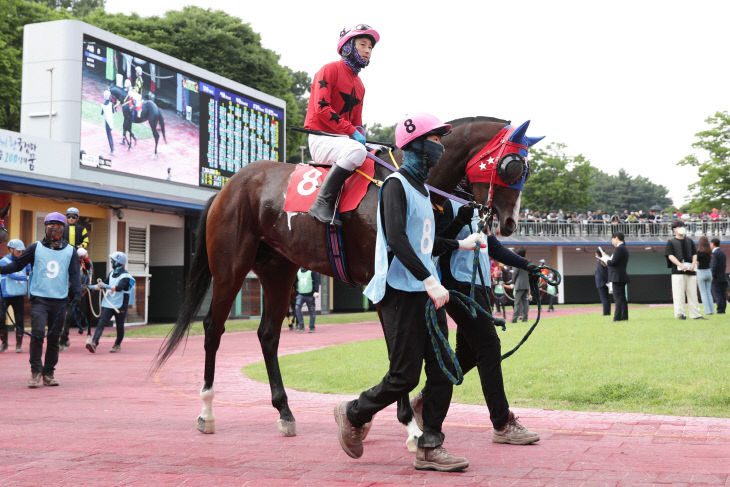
[79,35,284,189]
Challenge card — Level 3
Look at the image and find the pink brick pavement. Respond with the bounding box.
[1,313,728,486]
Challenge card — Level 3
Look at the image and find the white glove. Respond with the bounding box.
[458,232,484,250]
[313,292,320,299]
[423,275,449,309]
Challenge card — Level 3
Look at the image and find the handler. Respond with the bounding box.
[334,114,482,472]
[304,24,379,226]
[410,199,542,445]
[0,239,30,353]
[87,251,135,353]
[0,213,81,387]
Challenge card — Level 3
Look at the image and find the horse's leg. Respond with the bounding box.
[151,124,159,157]
[198,236,258,434]
[253,251,298,436]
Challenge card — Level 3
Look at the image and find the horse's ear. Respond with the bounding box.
[524,135,545,147]
[509,120,530,144]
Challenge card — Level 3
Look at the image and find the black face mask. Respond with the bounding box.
[421,139,445,169]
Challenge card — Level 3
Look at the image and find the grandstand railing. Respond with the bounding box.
[498,220,730,238]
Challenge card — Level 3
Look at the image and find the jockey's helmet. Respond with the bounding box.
[110,251,128,267]
[395,113,452,149]
[6,239,25,251]
[338,24,379,55]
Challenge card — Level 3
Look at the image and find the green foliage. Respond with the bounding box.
[521,143,595,211]
[31,0,104,17]
[590,168,672,213]
[244,306,730,417]
[364,122,395,145]
[678,111,730,211]
[0,0,68,131]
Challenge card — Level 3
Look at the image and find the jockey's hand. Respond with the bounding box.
[458,233,485,250]
[526,263,542,276]
[351,130,366,146]
[423,276,449,309]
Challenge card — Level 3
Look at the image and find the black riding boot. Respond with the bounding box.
[308,164,353,226]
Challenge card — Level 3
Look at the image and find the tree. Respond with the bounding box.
[520,143,594,212]
[590,168,672,214]
[32,0,104,17]
[0,0,68,131]
[364,122,395,146]
[677,111,730,211]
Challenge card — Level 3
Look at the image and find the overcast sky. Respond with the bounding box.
[105,0,730,207]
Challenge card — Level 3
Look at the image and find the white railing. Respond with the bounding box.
[500,220,730,238]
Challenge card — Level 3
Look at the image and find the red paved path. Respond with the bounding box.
[1,310,729,486]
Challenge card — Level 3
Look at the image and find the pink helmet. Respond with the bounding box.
[395,113,452,149]
[337,24,380,55]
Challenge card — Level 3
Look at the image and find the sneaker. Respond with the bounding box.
[410,392,424,431]
[64,339,71,347]
[333,401,364,458]
[0,342,7,353]
[109,345,121,353]
[361,421,372,441]
[678,315,687,320]
[414,446,469,472]
[42,374,59,386]
[308,328,315,333]
[86,341,96,354]
[15,346,22,353]
[492,412,540,445]
[27,372,42,388]
[59,344,67,352]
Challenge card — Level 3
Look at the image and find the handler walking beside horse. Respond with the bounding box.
[304,24,378,226]
[0,213,80,387]
[334,114,482,472]
[87,252,135,353]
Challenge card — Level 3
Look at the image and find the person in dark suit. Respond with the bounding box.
[594,248,611,316]
[606,232,629,321]
[710,238,728,314]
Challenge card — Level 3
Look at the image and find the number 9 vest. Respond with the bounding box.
[30,243,74,299]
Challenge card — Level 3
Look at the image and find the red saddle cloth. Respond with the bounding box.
[283,157,376,213]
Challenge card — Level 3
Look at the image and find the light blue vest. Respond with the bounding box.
[364,173,439,303]
[29,243,74,299]
[448,200,491,287]
[103,271,136,310]
[0,254,29,297]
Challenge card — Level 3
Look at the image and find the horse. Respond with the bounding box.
[154,116,541,437]
[108,86,167,156]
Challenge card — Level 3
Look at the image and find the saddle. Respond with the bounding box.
[283,157,376,214]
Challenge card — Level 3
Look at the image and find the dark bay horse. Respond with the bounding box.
[0,204,9,245]
[109,86,167,156]
[155,116,538,437]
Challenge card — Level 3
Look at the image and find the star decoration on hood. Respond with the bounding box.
[479,162,487,170]
[338,88,361,117]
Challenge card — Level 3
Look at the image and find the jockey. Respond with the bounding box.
[335,114,480,472]
[62,207,89,249]
[1,239,30,353]
[87,251,135,354]
[125,78,142,122]
[134,65,144,95]
[304,24,379,226]
[0,212,80,387]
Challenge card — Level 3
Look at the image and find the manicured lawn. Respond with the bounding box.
[243,306,730,418]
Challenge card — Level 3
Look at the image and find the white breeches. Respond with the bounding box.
[308,134,367,171]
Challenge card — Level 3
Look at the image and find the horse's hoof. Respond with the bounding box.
[405,436,417,453]
[277,419,296,437]
[197,415,215,434]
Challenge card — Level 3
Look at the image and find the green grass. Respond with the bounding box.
[243,306,730,418]
[81,99,153,139]
[120,311,379,338]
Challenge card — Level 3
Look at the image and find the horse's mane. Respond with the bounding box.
[447,116,511,127]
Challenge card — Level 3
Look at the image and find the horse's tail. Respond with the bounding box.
[152,194,214,372]
[159,109,167,143]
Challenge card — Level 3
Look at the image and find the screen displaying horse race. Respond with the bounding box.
[79,35,284,189]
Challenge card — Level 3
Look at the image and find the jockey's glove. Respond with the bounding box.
[526,263,542,276]
[458,233,485,250]
[351,130,366,146]
[423,275,449,309]
[455,204,476,226]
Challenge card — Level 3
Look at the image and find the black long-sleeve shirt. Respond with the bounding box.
[0,239,81,301]
[99,268,133,308]
[380,171,458,281]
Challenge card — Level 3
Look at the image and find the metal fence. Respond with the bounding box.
[500,220,730,238]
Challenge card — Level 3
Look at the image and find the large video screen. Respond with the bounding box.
[79,35,284,188]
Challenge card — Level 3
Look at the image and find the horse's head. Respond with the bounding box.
[430,118,543,236]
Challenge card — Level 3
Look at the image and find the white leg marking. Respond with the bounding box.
[404,419,422,453]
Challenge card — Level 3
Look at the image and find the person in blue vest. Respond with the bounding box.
[1,239,31,353]
[86,251,135,353]
[295,267,320,332]
[334,113,483,472]
[0,212,81,388]
[406,199,542,446]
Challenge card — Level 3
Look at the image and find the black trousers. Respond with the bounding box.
[92,307,127,346]
[596,285,611,316]
[29,297,67,375]
[711,280,728,313]
[348,286,452,448]
[442,278,511,429]
[612,282,628,321]
[1,295,25,346]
